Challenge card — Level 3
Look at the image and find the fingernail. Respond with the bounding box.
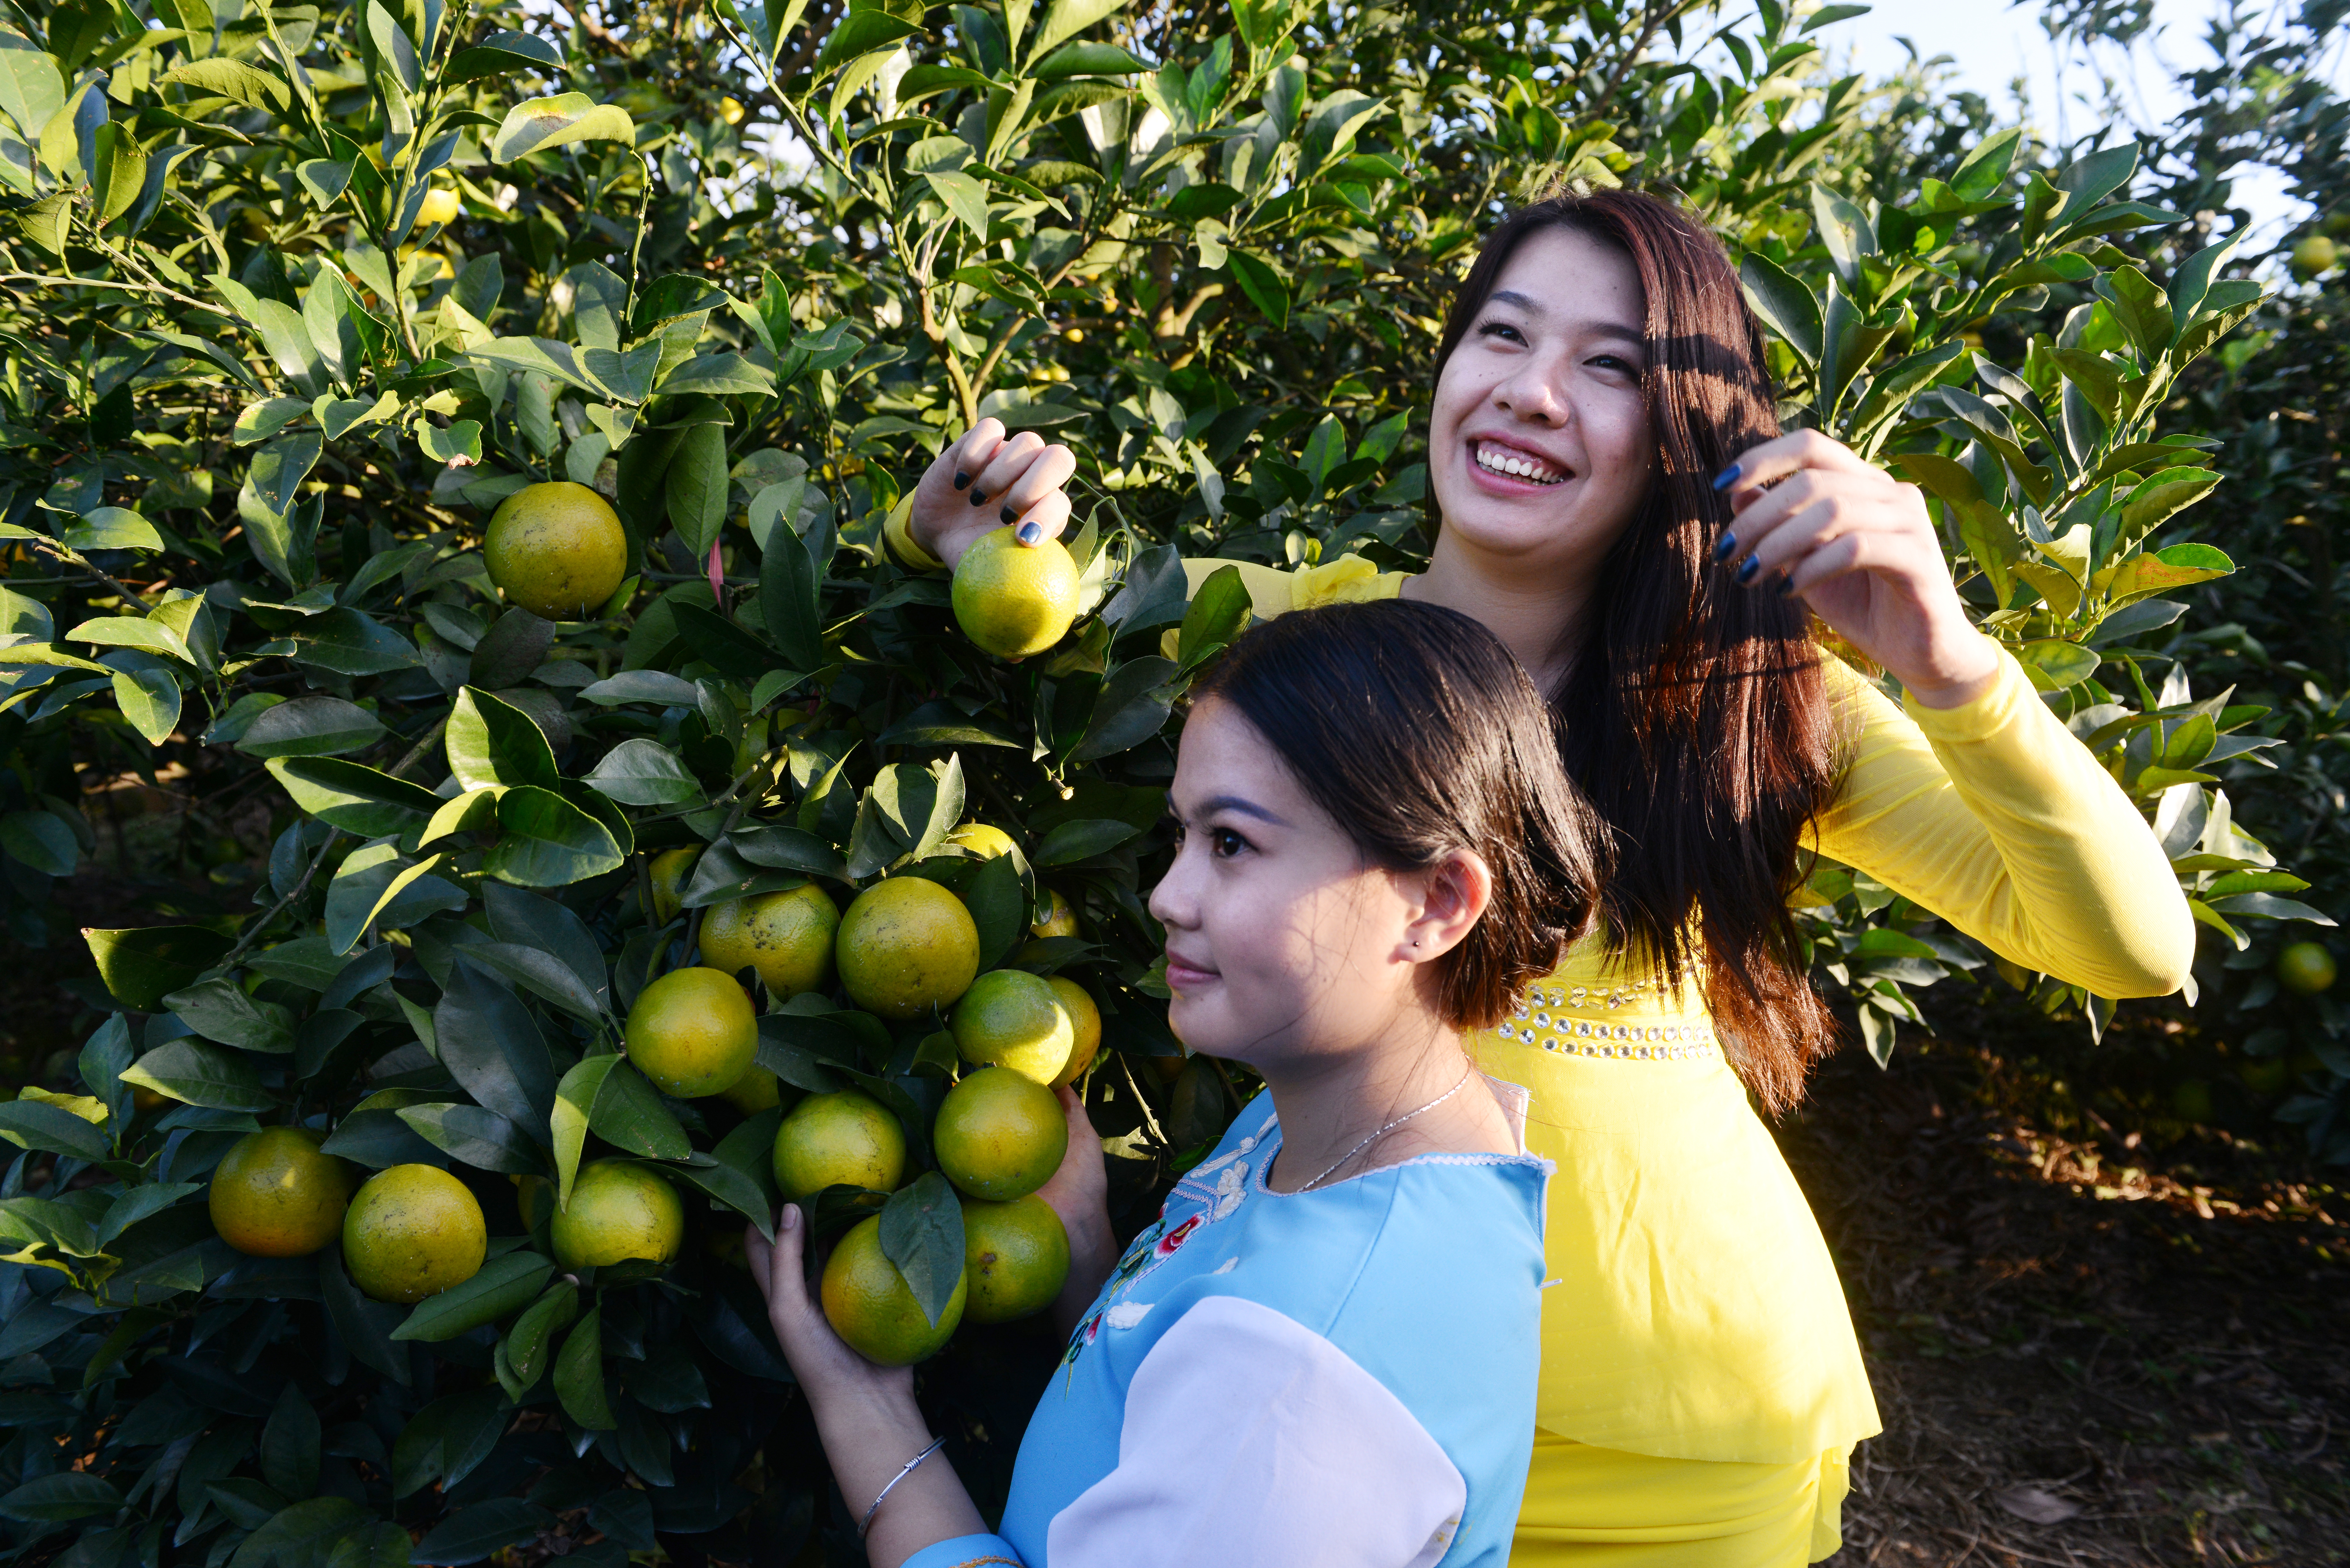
[1737,554,1761,584]
[969,488,988,505]
[1711,531,1737,563]
[1017,521,1043,545]
[1776,576,1798,598]
[780,1204,799,1230]
[1000,504,1018,525]
[1712,463,1742,492]
[953,471,972,490]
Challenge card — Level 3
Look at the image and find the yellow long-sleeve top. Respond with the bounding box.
[1179,554,2196,1464]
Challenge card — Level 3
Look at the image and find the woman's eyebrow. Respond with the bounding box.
[1487,290,1644,347]
[1196,794,1289,827]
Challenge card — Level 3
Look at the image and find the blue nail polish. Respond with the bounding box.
[1000,504,1018,525]
[1712,463,1742,492]
[1017,521,1043,545]
[1737,554,1761,584]
[1712,531,1737,563]
[1775,576,1797,598]
[969,488,987,505]
[953,470,972,490]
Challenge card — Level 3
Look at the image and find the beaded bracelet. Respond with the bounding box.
[860,1435,948,1541]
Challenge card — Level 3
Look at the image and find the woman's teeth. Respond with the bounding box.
[1473,442,1564,485]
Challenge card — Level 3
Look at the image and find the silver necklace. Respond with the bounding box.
[1294,1065,1479,1193]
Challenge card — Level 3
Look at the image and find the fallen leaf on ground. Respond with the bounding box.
[1994,1485,2083,1524]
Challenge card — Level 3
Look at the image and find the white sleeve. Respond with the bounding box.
[1044,1294,1467,1568]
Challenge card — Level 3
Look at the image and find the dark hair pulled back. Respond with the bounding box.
[1431,185,1841,1112]
[1191,598,1602,1031]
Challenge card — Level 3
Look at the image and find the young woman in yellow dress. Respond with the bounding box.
[893,186,2195,1567]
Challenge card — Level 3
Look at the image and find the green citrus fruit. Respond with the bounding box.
[2239,1056,2290,1097]
[960,1194,1070,1323]
[2278,942,2336,996]
[1031,887,1077,939]
[2293,234,2338,281]
[950,526,1080,658]
[647,847,698,925]
[1047,976,1101,1090]
[950,969,1075,1084]
[699,883,838,999]
[209,1127,354,1258]
[625,967,758,1097]
[342,1164,487,1304]
[837,877,980,1020]
[772,1089,906,1200]
[821,1214,965,1366]
[718,1065,786,1113]
[483,481,629,620]
[417,185,461,226]
[935,1066,1066,1202]
[946,822,1019,859]
[551,1160,685,1271]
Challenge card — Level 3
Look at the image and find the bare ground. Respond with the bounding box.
[1783,997,2350,1568]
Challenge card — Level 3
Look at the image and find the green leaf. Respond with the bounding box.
[161,977,296,1053]
[120,1037,272,1112]
[588,1060,691,1161]
[398,1103,545,1174]
[264,756,440,837]
[1227,250,1289,328]
[2103,542,2235,607]
[292,608,418,676]
[1176,563,1252,668]
[484,786,625,886]
[0,1098,110,1162]
[1034,817,1142,865]
[665,421,729,557]
[84,925,232,1011]
[323,844,467,954]
[392,1388,513,1502]
[878,1172,964,1327]
[236,697,388,759]
[816,7,924,72]
[436,952,557,1134]
[500,1281,579,1391]
[0,810,76,875]
[159,57,290,111]
[1032,0,1132,57]
[0,1471,125,1522]
[923,168,991,237]
[229,1496,366,1568]
[489,93,635,162]
[482,882,610,1014]
[461,940,606,1023]
[585,738,704,806]
[392,1251,554,1341]
[550,1054,618,1210]
[1034,39,1150,77]
[259,1384,321,1500]
[447,686,561,790]
[61,506,163,552]
[69,614,191,663]
[444,28,566,83]
[553,1305,616,1429]
[2118,466,2221,546]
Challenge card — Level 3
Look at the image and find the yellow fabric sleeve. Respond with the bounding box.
[1808,652,2195,998]
[881,495,945,572]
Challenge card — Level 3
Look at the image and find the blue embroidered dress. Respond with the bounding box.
[903,1085,1552,1568]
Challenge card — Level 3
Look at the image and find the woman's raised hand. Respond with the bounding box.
[1713,430,2001,709]
[745,1204,911,1413]
[909,418,1078,570]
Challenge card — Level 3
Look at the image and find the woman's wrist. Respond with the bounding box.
[1897,626,2003,710]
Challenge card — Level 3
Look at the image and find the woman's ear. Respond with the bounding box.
[1399,849,1493,964]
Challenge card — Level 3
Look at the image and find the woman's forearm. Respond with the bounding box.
[809,1391,991,1568]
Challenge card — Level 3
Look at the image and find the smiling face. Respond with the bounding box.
[1147,699,1433,1072]
[1427,224,1657,585]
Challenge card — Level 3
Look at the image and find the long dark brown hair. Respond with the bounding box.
[1431,186,1839,1112]
[1193,599,1602,1032]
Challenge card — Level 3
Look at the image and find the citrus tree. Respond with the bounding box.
[0,0,2320,1561]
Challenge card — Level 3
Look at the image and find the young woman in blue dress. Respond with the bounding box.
[748,598,1602,1568]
